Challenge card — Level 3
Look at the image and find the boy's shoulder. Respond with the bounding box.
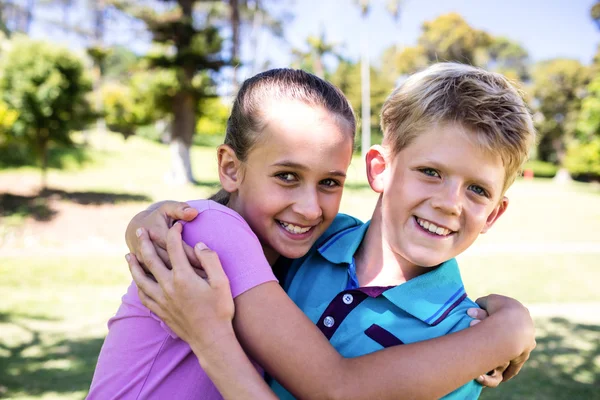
[313,213,364,249]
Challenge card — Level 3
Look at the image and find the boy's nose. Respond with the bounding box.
[431,183,462,216]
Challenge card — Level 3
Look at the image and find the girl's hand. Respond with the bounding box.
[125,201,201,270]
[126,223,235,351]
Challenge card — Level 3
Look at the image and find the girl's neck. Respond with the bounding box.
[354,197,426,287]
[226,197,280,267]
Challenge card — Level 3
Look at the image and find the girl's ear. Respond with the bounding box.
[217,145,243,192]
[365,145,387,194]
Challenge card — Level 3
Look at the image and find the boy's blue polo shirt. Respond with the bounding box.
[271,214,483,399]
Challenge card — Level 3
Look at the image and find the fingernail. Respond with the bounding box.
[196,242,208,250]
[470,319,481,326]
[125,254,131,262]
[467,308,478,318]
[476,375,484,383]
[136,228,143,238]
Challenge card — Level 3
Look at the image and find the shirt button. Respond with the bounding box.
[323,316,335,328]
[342,294,354,304]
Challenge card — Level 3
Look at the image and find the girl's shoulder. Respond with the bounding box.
[184,199,247,226]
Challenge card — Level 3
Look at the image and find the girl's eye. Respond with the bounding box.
[276,172,297,183]
[419,168,440,178]
[320,178,341,188]
[468,184,488,197]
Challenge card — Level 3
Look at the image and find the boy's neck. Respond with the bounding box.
[354,197,431,287]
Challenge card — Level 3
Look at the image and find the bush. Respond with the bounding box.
[564,138,600,180]
[522,160,558,178]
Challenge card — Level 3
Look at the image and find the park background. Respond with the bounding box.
[0,0,599,399]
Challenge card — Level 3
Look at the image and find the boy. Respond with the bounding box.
[269,62,535,399]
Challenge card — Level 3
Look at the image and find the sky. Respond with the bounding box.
[252,0,599,74]
[25,0,599,81]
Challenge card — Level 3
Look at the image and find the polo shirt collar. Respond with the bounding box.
[318,221,370,265]
[383,258,467,326]
[318,220,467,326]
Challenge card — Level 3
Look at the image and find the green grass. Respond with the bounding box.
[1,132,599,399]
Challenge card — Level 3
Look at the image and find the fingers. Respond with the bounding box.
[136,228,171,283]
[183,242,202,268]
[475,295,489,310]
[193,242,229,289]
[477,362,510,387]
[467,307,489,321]
[165,222,196,279]
[126,253,165,304]
[160,201,198,223]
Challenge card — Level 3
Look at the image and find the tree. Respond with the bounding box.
[354,0,402,158]
[0,35,95,188]
[291,30,342,78]
[531,59,590,166]
[114,1,227,184]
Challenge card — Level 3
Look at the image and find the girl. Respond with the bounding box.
[89,69,534,399]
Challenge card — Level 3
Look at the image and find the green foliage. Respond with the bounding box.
[531,59,590,165]
[390,13,529,82]
[522,160,558,178]
[196,97,230,136]
[102,46,140,80]
[577,76,600,139]
[564,138,600,178]
[0,36,95,185]
[329,59,395,149]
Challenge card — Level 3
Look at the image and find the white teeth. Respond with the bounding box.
[416,218,452,237]
[280,221,311,234]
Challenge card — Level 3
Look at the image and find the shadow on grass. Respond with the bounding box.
[0,189,151,222]
[480,317,600,399]
[0,312,102,399]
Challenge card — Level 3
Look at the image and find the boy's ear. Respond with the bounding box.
[217,144,243,192]
[480,196,509,234]
[365,145,388,193]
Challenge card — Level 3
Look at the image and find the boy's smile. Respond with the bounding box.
[365,122,508,281]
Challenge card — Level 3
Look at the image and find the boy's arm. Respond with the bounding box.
[133,227,535,400]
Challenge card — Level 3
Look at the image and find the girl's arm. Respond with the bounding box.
[133,225,535,400]
[127,227,277,400]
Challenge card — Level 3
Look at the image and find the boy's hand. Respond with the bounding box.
[126,222,235,350]
[125,201,201,270]
[475,295,536,383]
[466,307,509,388]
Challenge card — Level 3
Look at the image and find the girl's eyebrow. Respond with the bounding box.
[271,161,347,177]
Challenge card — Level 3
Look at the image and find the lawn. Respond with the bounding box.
[1,132,599,399]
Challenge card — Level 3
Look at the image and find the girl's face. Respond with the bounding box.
[228,100,354,264]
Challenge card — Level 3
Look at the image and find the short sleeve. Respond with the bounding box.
[181,200,276,298]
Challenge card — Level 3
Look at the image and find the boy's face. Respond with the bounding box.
[373,122,508,270]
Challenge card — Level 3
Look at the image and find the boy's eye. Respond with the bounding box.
[468,184,488,197]
[276,172,297,183]
[419,168,440,178]
[320,178,342,188]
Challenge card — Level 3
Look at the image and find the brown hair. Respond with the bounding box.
[380,62,536,192]
[210,68,356,204]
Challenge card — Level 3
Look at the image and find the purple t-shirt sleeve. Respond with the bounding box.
[181,199,276,298]
[88,200,275,399]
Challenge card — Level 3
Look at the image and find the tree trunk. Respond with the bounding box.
[360,11,371,159]
[169,90,196,184]
[229,0,240,92]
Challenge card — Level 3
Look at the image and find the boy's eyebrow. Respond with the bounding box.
[272,161,347,177]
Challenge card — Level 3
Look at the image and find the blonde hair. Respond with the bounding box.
[380,62,535,192]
